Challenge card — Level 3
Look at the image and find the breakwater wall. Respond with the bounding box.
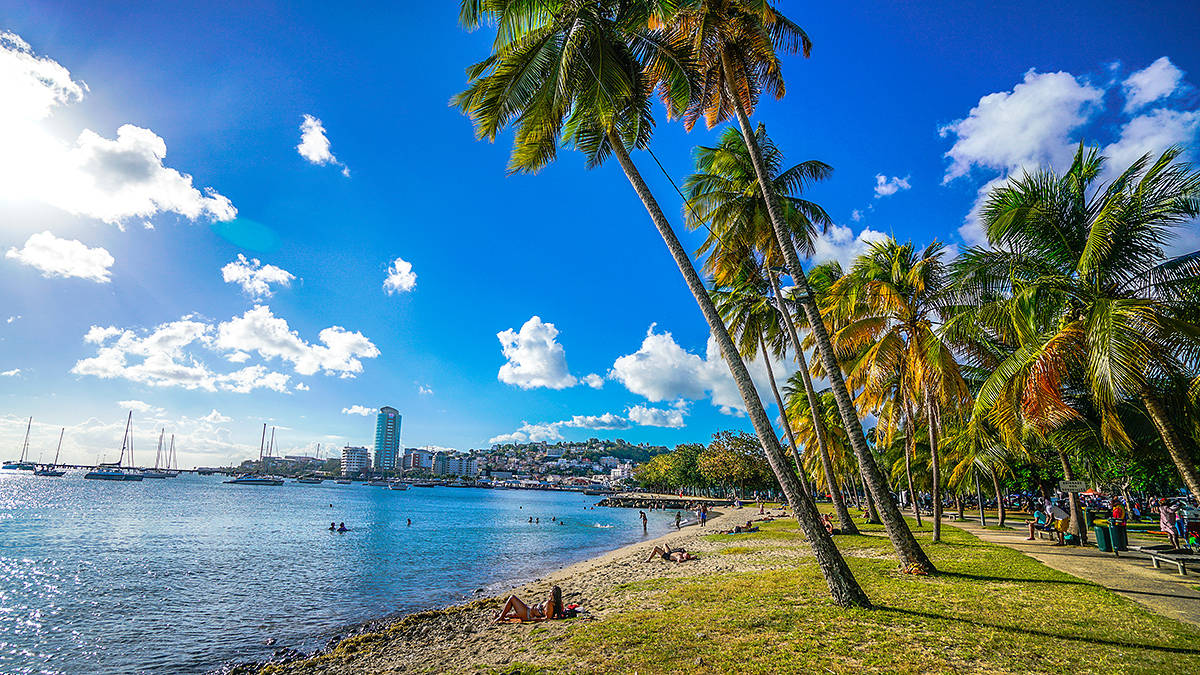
[597,495,733,510]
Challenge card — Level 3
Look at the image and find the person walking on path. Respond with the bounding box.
[674,511,682,530]
[639,510,648,533]
[1159,500,1181,549]
[699,503,708,528]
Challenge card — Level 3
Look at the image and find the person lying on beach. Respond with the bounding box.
[645,545,696,563]
[494,586,563,623]
[719,521,760,534]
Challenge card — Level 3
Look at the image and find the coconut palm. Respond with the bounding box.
[663,0,932,571]
[824,239,968,542]
[686,125,858,533]
[963,144,1200,500]
[455,0,869,607]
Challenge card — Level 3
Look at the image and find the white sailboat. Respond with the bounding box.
[164,435,180,477]
[143,429,171,478]
[225,424,283,485]
[34,428,66,477]
[85,412,143,481]
[2,417,36,471]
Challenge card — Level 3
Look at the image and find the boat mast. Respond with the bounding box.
[155,429,164,470]
[52,428,63,467]
[117,412,132,466]
[258,423,267,470]
[19,416,31,462]
[169,435,176,470]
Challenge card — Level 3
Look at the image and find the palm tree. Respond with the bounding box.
[784,379,862,510]
[686,125,858,533]
[664,0,932,572]
[966,145,1200,500]
[455,0,869,607]
[825,239,968,542]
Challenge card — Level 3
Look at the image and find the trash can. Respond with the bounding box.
[1093,525,1112,552]
[1109,521,1128,551]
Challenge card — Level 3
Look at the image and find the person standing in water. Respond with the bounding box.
[674,511,682,530]
[639,510,648,533]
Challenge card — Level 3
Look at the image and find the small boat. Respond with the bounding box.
[34,428,67,477]
[412,481,437,488]
[367,479,389,486]
[225,424,284,485]
[296,476,324,484]
[388,481,409,490]
[3,417,37,471]
[334,478,352,484]
[86,413,143,481]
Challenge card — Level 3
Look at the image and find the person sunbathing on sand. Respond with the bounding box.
[495,586,563,623]
[645,545,696,563]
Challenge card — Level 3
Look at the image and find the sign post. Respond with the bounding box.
[1058,480,1087,493]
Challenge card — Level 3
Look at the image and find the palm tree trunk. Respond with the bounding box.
[722,53,934,574]
[975,471,987,527]
[1056,447,1086,544]
[903,400,922,527]
[955,493,964,521]
[607,130,870,607]
[769,274,858,534]
[1143,391,1200,500]
[990,465,1006,528]
[759,333,814,498]
[861,467,881,523]
[926,394,942,542]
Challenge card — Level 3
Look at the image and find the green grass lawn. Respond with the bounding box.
[502,516,1200,674]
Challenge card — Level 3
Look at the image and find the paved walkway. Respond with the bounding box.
[948,518,1200,627]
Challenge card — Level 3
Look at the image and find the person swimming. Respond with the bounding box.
[337,522,347,533]
[328,522,336,531]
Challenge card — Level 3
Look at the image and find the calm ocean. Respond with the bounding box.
[0,472,679,673]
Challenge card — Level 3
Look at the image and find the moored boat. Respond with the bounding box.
[296,476,324,484]
[388,480,409,490]
[85,412,143,481]
[224,424,284,486]
[334,478,352,484]
[34,428,67,477]
[4,417,36,471]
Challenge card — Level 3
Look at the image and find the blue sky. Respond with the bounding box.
[1,1,1198,467]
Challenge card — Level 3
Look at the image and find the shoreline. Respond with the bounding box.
[222,504,726,673]
[248,506,759,674]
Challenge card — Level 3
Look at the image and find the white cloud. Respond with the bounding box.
[0,33,235,226]
[497,316,577,390]
[117,399,161,414]
[418,384,433,396]
[488,431,528,445]
[808,223,889,269]
[214,305,379,377]
[850,209,863,222]
[1103,108,1200,177]
[297,114,349,176]
[342,405,373,416]
[873,174,911,198]
[200,409,231,423]
[564,413,630,430]
[1123,57,1185,113]
[582,373,605,389]
[1,368,20,377]
[71,306,377,393]
[383,256,417,294]
[608,325,796,416]
[627,403,686,428]
[294,382,310,391]
[222,254,295,299]
[6,231,114,282]
[940,69,1104,183]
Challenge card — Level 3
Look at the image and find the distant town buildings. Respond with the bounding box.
[403,447,435,472]
[374,406,401,471]
[433,453,480,477]
[341,446,370,475]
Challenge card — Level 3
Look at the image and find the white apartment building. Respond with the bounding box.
[341,446,370,475]
[432,453,480,477]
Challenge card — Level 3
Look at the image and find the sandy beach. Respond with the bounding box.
[259,506,773,674]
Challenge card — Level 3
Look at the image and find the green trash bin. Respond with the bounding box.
[1093,525,1112,552]
[1109,522,1128,551]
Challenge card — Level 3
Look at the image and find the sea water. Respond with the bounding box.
[0,473,680,673]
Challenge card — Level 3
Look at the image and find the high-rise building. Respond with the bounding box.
[374,406,401,471]
[341,446,370,476]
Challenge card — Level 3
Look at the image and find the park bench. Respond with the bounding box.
[1131,546,1190,575]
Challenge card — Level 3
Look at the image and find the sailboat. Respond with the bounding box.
[164,435,180,477]
[2,417,37,471]
[296,443,325,483]
[224,424,283,485]
[34,428,67,477]
[85,412,143,481]
[143,429,171,478]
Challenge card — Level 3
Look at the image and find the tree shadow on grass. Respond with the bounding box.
[880,606,1200,656]
[938,570,1096,587]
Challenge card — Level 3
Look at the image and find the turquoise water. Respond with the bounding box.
[0,472,678,673]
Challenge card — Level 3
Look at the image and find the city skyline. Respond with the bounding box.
[2,2,1198,468]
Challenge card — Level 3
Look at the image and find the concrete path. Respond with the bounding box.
[948,518,1200,627]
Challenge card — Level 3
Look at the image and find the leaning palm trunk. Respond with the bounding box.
[990,465,1006,528]
[903,399,922,526]
[607,130,870,607]
[770,275,858,534]
[927,395,942,542]
[974,471,987,527]
[1143,391,1200,501]
[759,333,814,497]
[1055,447,1086,544]
[722,55,934,574]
